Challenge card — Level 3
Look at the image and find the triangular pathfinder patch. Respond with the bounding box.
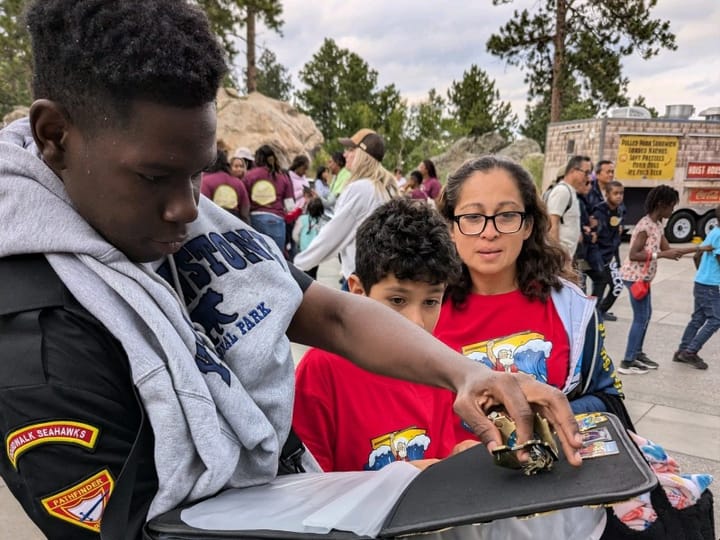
[41,469,114,532]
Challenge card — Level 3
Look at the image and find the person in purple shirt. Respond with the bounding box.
[419,158,442,201]
[244,145,295,253]
[404,170,429,201]
[200,148,250,224]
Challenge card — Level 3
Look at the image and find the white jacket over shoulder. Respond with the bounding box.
[294,179,390,278]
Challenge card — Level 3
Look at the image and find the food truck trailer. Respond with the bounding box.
[543,105,720,242]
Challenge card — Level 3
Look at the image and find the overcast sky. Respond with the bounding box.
[242,0,719,125]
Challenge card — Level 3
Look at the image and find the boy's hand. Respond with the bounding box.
[452,369,583,467]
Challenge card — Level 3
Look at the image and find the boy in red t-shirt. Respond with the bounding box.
[293,199,477,471]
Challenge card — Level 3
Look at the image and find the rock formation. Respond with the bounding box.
[215,88,324,168]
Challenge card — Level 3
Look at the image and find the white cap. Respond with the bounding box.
[233,147,254,161]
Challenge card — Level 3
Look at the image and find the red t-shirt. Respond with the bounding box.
[293,348,464,472]
[434,290,570,390]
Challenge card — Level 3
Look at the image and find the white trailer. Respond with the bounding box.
[543,109,720,242]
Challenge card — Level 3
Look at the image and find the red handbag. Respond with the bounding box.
[629,252,652,300]
[630,279,650,300]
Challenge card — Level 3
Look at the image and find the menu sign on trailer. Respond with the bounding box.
[687,162,720,180]
[616,135,679,181]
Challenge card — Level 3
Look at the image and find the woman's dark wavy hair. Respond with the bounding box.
[354,198,462,293]
[25,0,228,132]
[422,159,438,179]
[438,156,572,307]
[254,145,282,180]
[315,166,327,181]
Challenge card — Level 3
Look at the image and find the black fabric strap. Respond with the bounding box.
[0,254,65,316]
[0,255,150,539]
[101,383,151,540]
[278,428,306,475]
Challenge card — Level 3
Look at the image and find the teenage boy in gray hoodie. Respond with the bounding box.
[0,1,583,538]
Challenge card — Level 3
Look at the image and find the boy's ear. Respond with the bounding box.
[347,274,366,296]
[29,99,72,173]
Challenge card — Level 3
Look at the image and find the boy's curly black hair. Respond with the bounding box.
[25,0,228,130]
[354,198,462,292]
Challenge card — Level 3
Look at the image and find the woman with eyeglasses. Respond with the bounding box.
[434,156,631,424]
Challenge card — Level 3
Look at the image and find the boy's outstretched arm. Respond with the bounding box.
[287,282,584,466]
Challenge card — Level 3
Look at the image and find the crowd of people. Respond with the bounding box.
[542,155,716,375]
[200,130,446,292]
[0,1,715,539]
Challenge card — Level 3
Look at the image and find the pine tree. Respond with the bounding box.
[521,78,597,151]
[255,49,293,101]
[447,64,517,139]
[403,89,459,170]
[487,0,676,122]
[196,0,283,91]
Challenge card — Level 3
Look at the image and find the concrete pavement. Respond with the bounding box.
[1,244,717,537]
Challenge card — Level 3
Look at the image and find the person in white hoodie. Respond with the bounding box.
[294,129,399,288]
[0,2,585,539]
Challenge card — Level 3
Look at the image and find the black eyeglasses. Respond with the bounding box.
[575,167,592,176]
[453,211,527,236]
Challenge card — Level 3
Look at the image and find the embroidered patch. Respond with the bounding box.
[41,469,114,532]
[6,420,99,469]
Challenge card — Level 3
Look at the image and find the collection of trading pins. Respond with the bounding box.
[575,413,620,460]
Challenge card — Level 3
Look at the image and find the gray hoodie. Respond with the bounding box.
[0,118,316,519]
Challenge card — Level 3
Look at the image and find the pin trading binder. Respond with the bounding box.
[145,413,656,540]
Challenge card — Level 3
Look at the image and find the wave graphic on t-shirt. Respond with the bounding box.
[466,334,552,384]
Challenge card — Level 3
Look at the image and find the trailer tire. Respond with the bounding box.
[697,212,718,239]
[665,210,696,243]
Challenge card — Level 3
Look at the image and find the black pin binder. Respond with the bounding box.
[144,413,656,539]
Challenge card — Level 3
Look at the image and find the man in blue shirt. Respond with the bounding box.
[673,205,720,369]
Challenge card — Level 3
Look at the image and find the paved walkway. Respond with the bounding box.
[2,244,717,537]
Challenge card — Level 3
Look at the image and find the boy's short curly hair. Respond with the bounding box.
[25,0,228,130]
[354,199,461,292]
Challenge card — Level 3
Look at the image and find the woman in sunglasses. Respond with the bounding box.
[434,156,630,424]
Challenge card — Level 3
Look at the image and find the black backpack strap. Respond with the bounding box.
[0,254,65,316]
[559,182,573,224]
[101,383,152,540]
[0,255,151,539]
[278,428,306,474]
[543,182,573,224]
